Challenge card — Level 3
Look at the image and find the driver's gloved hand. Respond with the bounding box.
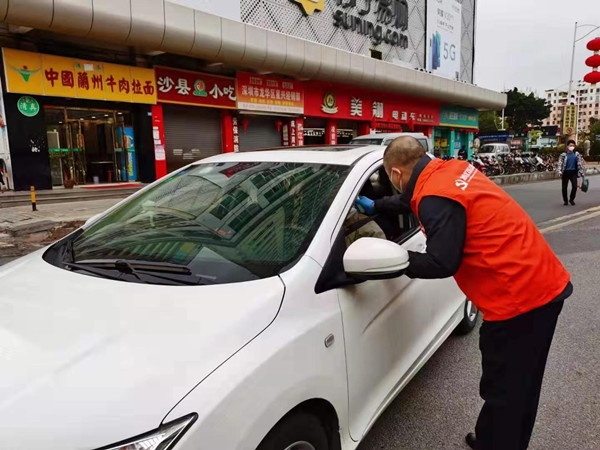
[354,196,375,215]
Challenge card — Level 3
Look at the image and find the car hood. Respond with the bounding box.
[0,252,285,450]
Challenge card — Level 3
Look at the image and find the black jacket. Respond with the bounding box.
[374,156,466,279]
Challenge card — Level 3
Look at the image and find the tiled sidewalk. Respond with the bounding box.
[0,198,121,233]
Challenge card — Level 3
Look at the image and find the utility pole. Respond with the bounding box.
[567,22,600,142]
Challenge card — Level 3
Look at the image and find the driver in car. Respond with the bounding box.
[354,136,572,450]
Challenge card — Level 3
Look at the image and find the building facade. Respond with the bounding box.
[0,0,505,191]
[543,81,600,135]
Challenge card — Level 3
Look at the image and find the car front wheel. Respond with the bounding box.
[256,412,329,450]
[454,298,479,335]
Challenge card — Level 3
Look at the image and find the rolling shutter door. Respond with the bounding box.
[163,104,222,173]
[238,116,282,151]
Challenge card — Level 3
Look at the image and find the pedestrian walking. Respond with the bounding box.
[557,140,585,205]
[355,136,572,450]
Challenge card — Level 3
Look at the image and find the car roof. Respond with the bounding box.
[352,132,426,140]
[195,145,383,167]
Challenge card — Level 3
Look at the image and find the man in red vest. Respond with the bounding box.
[355,136,572,450]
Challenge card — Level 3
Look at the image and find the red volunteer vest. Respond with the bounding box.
[411,159,570,321]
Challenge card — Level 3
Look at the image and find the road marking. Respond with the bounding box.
[537,206,600,227]
[539,209,600,234]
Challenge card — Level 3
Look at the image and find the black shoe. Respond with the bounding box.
[570,200,576,205]
[465,432,476,449]
[564,201,568,205]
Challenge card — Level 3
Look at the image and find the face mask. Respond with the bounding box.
[567,146,575,152]
[392,169,403,193]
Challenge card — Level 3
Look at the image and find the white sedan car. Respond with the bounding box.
[0,145,478,450]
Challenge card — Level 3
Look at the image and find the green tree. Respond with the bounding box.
[503,88,551,133]
[478,110,502,134]
[588,117,600,155]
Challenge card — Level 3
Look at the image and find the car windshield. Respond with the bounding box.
[349,138,384,145]
[480,144,497,152]
[46,162,350,285]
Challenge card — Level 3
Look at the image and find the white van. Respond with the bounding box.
[477,143,510,158]
[349,132,431,152]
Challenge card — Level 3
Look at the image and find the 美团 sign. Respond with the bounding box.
[2,48,157,104]
[333,0,409,48]
[155,66,236,109]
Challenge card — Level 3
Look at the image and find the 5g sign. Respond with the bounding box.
[426,0,462,79]
[443,42,456,62]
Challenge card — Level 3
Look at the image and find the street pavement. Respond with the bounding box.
[0,177,599,449]
[358,177,600,450]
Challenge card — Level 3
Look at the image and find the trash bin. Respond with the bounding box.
[93,176,100,184]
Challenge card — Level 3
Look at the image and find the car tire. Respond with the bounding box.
[256,411,330,450]
[454,298,479,335]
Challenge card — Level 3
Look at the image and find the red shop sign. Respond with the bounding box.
[155,66,237,109]
[304,82,440,126]
[237,72,304,114]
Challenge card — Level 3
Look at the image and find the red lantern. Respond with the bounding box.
[586,37,600,52]
[583,71,600,85]
[585,54,600,68]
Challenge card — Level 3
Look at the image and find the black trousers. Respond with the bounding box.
[475,300,564,450]
[562,170,578,203]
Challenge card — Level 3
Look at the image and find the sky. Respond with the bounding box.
[474,0,600,96]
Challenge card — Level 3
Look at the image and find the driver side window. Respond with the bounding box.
[343,165,419,248]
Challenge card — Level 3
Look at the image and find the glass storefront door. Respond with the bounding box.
[45,106,134,185]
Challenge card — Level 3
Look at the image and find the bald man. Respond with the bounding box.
[355,137,572,450]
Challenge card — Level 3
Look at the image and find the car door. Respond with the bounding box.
[335,162,464,442]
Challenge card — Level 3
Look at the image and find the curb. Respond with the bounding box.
[2,220,56,236]
[490,167,600,186]
[1,219,84,237]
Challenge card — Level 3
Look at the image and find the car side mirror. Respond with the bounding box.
[343,237,409,281]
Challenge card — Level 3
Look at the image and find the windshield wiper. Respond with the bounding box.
[64,262,125,281]
[68,259,215,285]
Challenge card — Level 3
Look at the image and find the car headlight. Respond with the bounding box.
[97,414,197,450]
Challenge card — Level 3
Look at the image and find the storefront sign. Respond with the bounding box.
[151,105,168,179]
[296,118,305,146]
[333,0,409,48]
[17,95,39,117]
[326,121,337,145]
[232,116,240,152]
[290,120,297,146]
[322,92,338,114]
[562,105,577,135]
[304,82,440,125]
[439,105,478,129]
[236,72,304,114]
[155,67,236,109]
[3,48,157,104]
[426,0,462,80]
